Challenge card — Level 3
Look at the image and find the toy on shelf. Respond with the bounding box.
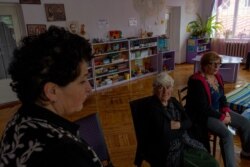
[109,30,122,40]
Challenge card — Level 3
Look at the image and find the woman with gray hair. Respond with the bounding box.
[138,71,218,167]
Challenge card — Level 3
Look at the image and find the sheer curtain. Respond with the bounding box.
[210,0,226,55]
[0,22,16,79]
[212,0,250,38]
[211,0,250,58]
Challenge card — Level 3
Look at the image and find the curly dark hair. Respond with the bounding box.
[8,26,92,104]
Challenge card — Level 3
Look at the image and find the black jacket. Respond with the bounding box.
[140,96,192,166]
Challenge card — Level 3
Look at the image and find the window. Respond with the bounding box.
[222,0,230,9]
[245,0,250,7]
[213,0,250,38]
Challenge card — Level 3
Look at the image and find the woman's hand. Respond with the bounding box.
[171,120,181,129]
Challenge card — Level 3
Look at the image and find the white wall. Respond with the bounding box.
[2,0,167,39]
[179,0,202,63]
[0,0,202,63]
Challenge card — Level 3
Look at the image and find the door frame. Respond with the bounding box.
[0,3,25,45]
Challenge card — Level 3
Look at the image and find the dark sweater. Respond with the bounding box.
[140,96,192,166]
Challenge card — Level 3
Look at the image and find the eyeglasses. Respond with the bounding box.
[208,62,222,67]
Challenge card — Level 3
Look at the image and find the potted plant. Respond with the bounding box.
[186,14,223,38]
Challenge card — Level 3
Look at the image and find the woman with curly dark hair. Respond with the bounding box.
[0,26,103,167]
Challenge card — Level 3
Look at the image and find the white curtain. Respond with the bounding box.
[0,22,16,79]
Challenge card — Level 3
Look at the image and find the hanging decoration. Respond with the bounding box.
[133,0,166,19]
[133,0,166,31]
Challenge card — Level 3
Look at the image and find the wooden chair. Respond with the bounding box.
[75,113,114,167]
[177,86,188,107]
[177,86,218,157]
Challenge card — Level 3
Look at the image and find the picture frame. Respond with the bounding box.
[26,24,46,36]
[20,0,41,4]
[44,4,66,22]
[67,21,79,34]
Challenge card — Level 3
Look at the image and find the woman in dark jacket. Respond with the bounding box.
[142,72,218,167]
[186,51,250,167]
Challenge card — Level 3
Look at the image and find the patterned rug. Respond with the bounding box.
[226,83,250,114]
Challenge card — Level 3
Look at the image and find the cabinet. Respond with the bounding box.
[129,37,158,80]
[186,38,211,63]
[158,51,175,72]
[157,35,175,72]
[157,35,169,52]
[92,39,130,90]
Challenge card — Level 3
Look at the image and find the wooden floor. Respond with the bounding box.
[1,64,250,167]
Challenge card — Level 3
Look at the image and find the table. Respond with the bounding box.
[192,55,243,83]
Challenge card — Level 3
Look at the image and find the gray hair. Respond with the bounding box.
[153,72,174,88]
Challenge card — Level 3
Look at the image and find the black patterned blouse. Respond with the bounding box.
[0,103,103,167]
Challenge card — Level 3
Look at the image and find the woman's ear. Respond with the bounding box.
[43,82,58,102]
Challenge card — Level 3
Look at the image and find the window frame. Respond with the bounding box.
[213,0,250,39]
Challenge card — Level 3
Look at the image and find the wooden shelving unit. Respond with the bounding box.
[90,36,175,90]
[129,36,158,80]
[92,39,130,90]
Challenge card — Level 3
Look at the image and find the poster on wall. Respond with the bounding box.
[26,24,46,36]
[67,21,79,34]
[44,4,66,22]
[20,0,41,4]
[98,19,109,29]
[129,18,137,26]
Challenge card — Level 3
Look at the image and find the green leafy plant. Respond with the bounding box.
[186,14,223,38]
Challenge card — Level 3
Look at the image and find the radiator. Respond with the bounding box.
[225,41,248,60]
